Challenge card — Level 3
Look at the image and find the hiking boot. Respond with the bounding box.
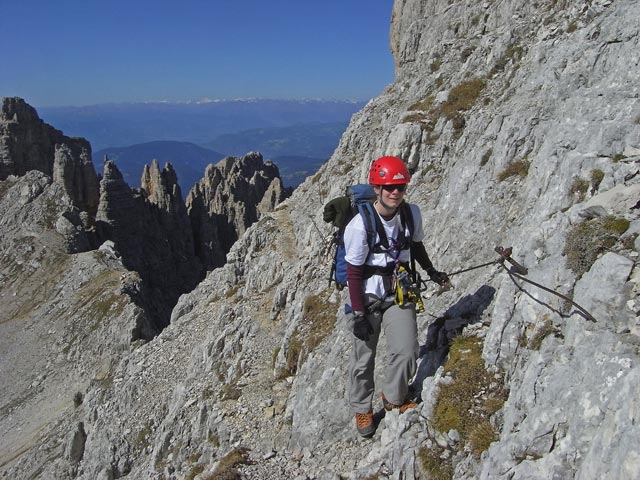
[355,412,375,437]
[382,393,417,413]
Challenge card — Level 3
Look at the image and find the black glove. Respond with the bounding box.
[352,312,373,342]
[427,269,450,287]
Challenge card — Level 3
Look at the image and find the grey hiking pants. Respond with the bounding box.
[347,300,419,414]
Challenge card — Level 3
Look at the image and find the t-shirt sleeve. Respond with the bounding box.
[410,203,426,243]
[343,215,370,266]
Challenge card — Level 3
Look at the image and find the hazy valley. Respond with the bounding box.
[2,1,640,479]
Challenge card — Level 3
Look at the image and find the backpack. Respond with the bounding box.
[322,184,415,290]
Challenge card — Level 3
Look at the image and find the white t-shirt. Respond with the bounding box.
[343,203,425,299]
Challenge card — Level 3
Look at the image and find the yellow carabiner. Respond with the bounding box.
[394,277,405,306]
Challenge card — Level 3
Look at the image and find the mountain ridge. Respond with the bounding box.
[38,99,366,151]
[93,141,326,194]
[93,141,226,195]
[2,0,640,478]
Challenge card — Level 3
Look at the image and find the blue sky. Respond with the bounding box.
[0,1,396,107]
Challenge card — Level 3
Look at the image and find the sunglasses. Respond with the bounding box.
[381,184,407,193]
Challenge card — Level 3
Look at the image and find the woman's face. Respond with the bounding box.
[374,183,407,210]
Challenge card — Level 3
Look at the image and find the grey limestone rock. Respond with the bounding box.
[0,97,99,216]
[95,159,204,333]
[3,0,640,478]
[0,172,151,478]
[66,422,87,464]
[186,151,291,269]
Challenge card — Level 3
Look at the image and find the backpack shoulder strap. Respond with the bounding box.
[357,202,387,252]
[399,202,415,240]
[357,201,415,256]
[400,201,419,281]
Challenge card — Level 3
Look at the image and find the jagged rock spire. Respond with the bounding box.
[186,151,291,269]
[141,159,184,212]
[95,159,203,332]
[0,97,100,216]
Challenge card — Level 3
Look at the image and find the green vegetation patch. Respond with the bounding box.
[185,464,205,480]
[491,44,524,75]
[277,290,337,378]
[418,446,453,480]
[440,78,486,119]
[204,447,251,480]
[590,169,604,192]
[302,292,339,351]
[402,112,430,124]
[220,383,242,401]
[132,421,154,450]
[569,177,589,200]
[87,293,126,322]
[469,419,496,457]
[497,160,530,181]
[432,335,505,457]
[408,95,435,113]
[528,316,562,350]
[277,331,303,379]
[563,216,630,277]
[403,79,485,136]
[208,431,220,448]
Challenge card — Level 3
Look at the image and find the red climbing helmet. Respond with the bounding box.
[368,156,411,185]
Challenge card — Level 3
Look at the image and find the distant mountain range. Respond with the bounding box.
[206,121,348,159]
[93,141,327,195]
[39,99,365,151]
[93,141,226,196]
[43,99,361,192]
[268,155,326,188]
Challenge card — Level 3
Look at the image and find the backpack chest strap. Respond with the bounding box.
[369,202,413,253]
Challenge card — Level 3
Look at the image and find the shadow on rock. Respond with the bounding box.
[411,285,496,400]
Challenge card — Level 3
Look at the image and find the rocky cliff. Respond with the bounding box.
[0,101,291,478]
[95,158,204,334]
[0,171,152,475]
[186,152,291,269]
[2,0,640,479]
[0,97,100,217]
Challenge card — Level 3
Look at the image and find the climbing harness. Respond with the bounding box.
[381,235,426,314]
[394,265,426,313]
[421,245,597,323]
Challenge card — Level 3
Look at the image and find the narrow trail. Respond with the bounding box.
[217,207,303,478]
[221,206,397,478]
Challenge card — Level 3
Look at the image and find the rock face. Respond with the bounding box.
[0,172,151,475]
[95,159,204,334]
[186,151,291,269]
[2,0,640,478]
[0,97,100,216]
[0,102,294,478]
